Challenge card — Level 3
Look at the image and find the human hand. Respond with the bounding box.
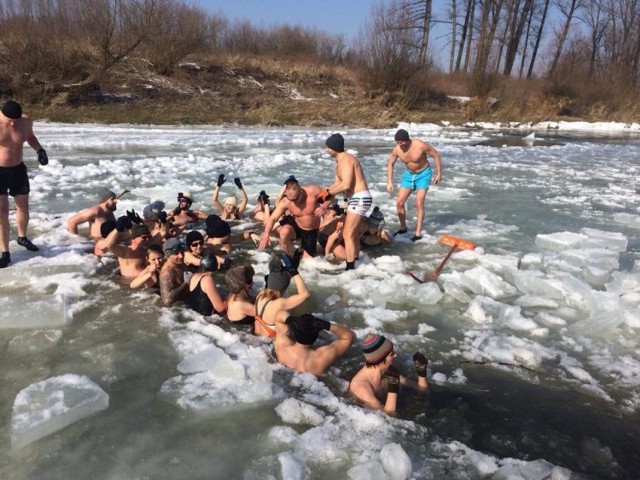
[258,233,269,250]
[434,173,441,185]
[316,188,332,204]
[281,253,299,277]
[385,366,400,394]
[386,183,393,194]
[216,174,226,188]
[158,211,168,224]
[115,215,132,232]
[127,209,143,225]
[258,190,270,205]
[312,317,331,331]
[314,205,326,217]
[183,271,194,283]
[413,352,428,378]
[234,177,243,189]
[37,148,48,166]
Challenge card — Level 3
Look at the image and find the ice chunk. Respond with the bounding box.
[492,458,555,480]
[380,443,412,480]
[275,398,325,426]
[464,298,490,324]
[7,329,62,353]
[0,295,69,329]
[512,271,564,299]
[515,294,559,309]
[460,266,518,299]
[278,451,307,480]
[11,374,108,449]
[583,266,610,287]
[348,460,388,480]
[605,272,640,294]
[177,345,246,380]
[479,254,519,274]
[498,306,538,331]
[535,232,587,251]
[613,212,640,230]
[167,330,213,360]
[579,227,628,252]
[442,280,472,303]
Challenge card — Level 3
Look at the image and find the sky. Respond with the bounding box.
[194,0,384,43]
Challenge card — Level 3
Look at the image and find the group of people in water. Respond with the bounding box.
[1,100,443,413]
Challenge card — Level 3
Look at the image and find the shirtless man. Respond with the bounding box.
[387,129,441,241]
[103,222,151,278]
[349,333,428,414]
[168,191,206,228]
[321,133,372,270]
[67,188,117,240]
[274,313,356,376]
[0,100,48,268]
[159,237,189,307]
[259,176,331,258]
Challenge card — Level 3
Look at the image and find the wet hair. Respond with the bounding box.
[146,244,164,257]
[200,253,219,273]
[255,287,282,306]
[284,175,299,188]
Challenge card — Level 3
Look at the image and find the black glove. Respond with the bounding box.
[216,174,226,188]
[158,211,168,224]
[173,206,181,215]
[413,352,428,378]
[127,209,143,225]
[234,177,243,189]
[115,215,132,232]
[385,366,400,394]
[258,190,270,204]
[37,148,48,166]
[281,253,299,277]
[186,211,198,220]
[312,317,331,331]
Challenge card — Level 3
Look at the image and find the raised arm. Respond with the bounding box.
[312,321,356,374]
[235,178,248,214]
[212,187,224,214]
[281,273,310,310]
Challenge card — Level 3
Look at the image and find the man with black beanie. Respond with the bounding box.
[387,128,442,242]
[0,100,49,267]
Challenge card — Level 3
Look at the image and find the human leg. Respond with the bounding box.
[278,224,296,256]
[342,211,363,266]
[413,189,428,239]
[395,187,412,234]
[0,195,9,252]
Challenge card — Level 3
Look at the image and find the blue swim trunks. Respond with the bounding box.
[400,167,432,191]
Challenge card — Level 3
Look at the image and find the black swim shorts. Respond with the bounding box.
[0,162,30,196]
[291,222,319,256]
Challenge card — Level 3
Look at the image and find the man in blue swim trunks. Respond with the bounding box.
[386,129,441,241]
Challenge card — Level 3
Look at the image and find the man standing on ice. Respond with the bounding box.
[0,100,48,268]
[386,129,441,242]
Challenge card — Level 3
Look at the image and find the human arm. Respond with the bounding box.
[324,223,343,256]
[259,201,289,249]
[281,273,310,310]
[326,157,355,196]
[234,178,248,214]
[160,269,189,306]
[66,208,96,235]
[130,264,158,289]
[380,229,393,245]
[212,184,224,214]
[399,352,429,390]
[386,149,399,193]
[311,321,356,375]
[201,275,227,314]
[424,142,441,184]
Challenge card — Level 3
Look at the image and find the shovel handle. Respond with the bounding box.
[116,189,130,199]
[432,243,459,277]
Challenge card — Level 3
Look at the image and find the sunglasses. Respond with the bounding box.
[178,198,189,203]
[190,241,203,248]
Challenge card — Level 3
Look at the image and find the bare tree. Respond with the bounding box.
[502,0,534,75]
[549,0,584,75]
[527,0,550,77]
[473,0,505,78]
[455,0,476,71]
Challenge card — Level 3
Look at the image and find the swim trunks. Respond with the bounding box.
[346,190,373,217]
[291,222,319,257]
[0,162,30,196]
[400,167,432,191]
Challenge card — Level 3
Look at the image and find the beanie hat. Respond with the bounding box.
[225,265,255,293]
[143,200,165,221]
[205,214,231,238]
[394,129,410,142]
[325,133,345,153]
[362,333,394,364]
[131,224,150,239]
[2,100,22,120]
[265,255,290,293]
[185,230,204,246]
[366,206,385,228]
[286,314,324,345]
[98,188,116,204]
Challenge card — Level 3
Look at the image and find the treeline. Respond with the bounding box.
[2,0,640,114]
[0,0,346,93]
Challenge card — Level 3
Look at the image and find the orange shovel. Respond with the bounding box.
[407,235,476,283]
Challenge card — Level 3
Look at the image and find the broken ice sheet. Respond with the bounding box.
[11,374,108,449]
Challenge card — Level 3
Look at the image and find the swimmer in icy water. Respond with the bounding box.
[212,174,248,220]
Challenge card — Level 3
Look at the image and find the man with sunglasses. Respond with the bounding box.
[0,100,49,268]
[103,223,151,278]
[168,191,206,228]
[349,333,429,414]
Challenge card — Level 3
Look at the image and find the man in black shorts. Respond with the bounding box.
[0,100,48,268]
[259,176,331,258]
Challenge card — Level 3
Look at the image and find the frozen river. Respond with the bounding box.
[0,122,639,479]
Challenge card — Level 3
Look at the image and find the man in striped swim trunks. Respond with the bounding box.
[386,129,441,242]
[319,133,373,271]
